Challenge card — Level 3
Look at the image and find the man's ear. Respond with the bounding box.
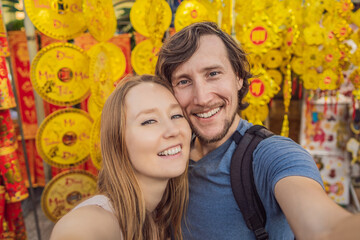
[237,76,243,90]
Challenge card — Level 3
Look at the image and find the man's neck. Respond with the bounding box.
[190,115,241,161]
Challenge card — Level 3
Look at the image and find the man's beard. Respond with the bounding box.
[190,109,238,144]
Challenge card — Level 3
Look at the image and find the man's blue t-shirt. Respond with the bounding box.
[182,119,323,240]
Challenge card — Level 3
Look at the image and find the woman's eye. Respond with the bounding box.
[141,119,156,125]
[171,114,184,119]
[177,79,189,86]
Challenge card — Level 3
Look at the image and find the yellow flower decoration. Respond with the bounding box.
[351,48,360,66]
[247,54,263,69]
[240,14,281,55]
[303,46,322,68]
[303,24,325,45]
[302,68,319,90]
[350,69,360,89]
[319,69,340,90]
[290,57,305,75]
[333,18,353,42]
[321,46,341,69]
[293,36,306,57]
[336,0,354,19]
[245,67,280,106]
[263,50,283,69]
[241,104,269,126]
[350,9,360,27]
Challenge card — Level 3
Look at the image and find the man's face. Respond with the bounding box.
[171,34,243,144]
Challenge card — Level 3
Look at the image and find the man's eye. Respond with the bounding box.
[209,71,219,77]
[141,120,156,125]
[171,114,184,119]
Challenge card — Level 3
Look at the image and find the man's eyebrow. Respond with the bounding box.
[172,65,224,80]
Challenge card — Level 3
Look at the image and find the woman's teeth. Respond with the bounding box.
[158,146,181,156]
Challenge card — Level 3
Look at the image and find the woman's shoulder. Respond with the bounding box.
[50,200,122,240]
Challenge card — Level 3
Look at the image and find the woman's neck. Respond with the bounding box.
[137,178,168,212]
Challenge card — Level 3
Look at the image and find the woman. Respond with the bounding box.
[50,75,192,240]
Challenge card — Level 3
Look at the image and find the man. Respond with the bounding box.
[155,22,360,239]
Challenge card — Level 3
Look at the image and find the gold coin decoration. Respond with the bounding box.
[319,69,339,90]
[89,44,115,108]
[36,109,93,168]
[302,68,319,90]
[83,0,116,42]
[131,39,162,75]
[41,170,97,222]
[30,43,90,106]
[24,0,86,40]
[130,0,172,37]
[174,0,217,32]
[90,114,102,170]
[87,95,103,120]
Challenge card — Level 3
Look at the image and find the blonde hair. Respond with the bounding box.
[98,74,188,240]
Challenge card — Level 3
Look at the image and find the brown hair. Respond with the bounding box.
[98,74,188,240]
[155,21,252,110]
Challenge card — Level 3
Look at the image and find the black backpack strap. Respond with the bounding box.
[230,125,274,240]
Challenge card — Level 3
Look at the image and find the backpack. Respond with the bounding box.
[230,125,274,240]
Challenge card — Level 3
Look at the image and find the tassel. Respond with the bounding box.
[281,114,289,137]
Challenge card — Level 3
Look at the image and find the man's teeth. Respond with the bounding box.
[158,146,181,156]
[196,107,220,118]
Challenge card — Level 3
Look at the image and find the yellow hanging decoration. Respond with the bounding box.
[303,24,325,45]
[131,39,162,75]
[82,0,117,42]
[174,0,217,32]
[130,0,171,74]
[130,0,172,38]
[281,64,292,137]
[266,69,283,87]
[321,45,341,69]
[24,0,86,40]
[221,0,233,35]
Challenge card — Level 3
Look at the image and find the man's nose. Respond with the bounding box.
[193,79,212,106]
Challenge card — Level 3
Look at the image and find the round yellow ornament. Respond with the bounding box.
[130,0,172,37]
[267,69,283,86]
[174,0,217,32]
[302,68,319,90]
[36,108,93,168]
[131,39,162,75]
[319,69,340,90]
[24,0,86,40]
[263,50,283,69]
[30,43,90,106]
[83,0,116,42]
[88,43,125,108]
[240,14,281,55]
[90,113,102,170]
[41,170,97,222]
[290,57,305,76]
[87,95,103,120]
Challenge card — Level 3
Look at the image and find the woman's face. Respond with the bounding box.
[125,82,191,185]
